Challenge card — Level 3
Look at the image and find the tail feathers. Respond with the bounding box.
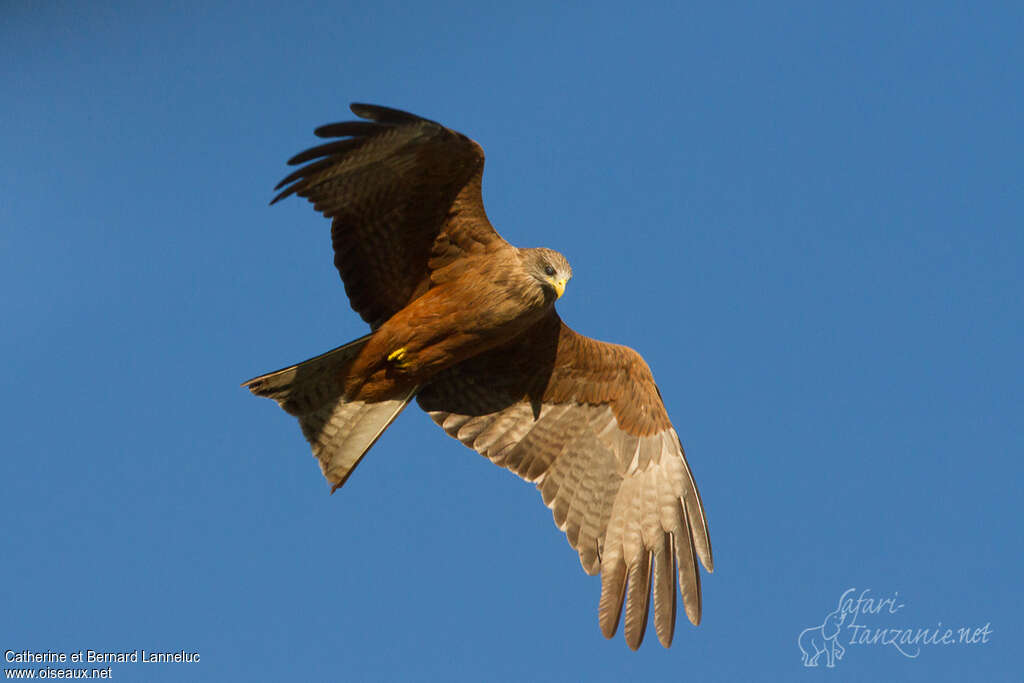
[243,336,417,490]
[300,389,417,491]
[243,335,372,415]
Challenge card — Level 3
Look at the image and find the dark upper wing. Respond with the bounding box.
[416,311,713,649]
[272,103,507,328]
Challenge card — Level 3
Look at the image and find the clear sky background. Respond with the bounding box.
[3,2,1021,681]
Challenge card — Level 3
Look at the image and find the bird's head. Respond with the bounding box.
[524,247,572,301]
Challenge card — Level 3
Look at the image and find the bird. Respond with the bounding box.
[243,103,713,649]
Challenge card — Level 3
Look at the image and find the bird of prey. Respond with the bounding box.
[244,104,713,649]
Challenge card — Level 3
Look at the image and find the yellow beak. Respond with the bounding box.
[552,277,568,299]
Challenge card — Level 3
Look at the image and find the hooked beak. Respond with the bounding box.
[552,277,568,299]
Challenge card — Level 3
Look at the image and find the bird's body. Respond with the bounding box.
[245,104,712,649]
[345,246,565,401]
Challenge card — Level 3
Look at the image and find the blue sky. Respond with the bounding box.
[2,2,1021,680]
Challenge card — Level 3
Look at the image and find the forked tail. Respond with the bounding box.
[243,335,417,491]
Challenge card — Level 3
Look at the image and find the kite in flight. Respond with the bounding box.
[244,104,713,649]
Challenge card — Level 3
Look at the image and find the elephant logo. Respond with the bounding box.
[798,607,847,667]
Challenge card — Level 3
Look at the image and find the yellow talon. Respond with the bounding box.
[387,347,411,369]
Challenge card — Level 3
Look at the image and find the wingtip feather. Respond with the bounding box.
[652,532,677,648]
[598,556,628,639]
[623,552,652,650]
[677,501,704,627]
[349,102,425,124]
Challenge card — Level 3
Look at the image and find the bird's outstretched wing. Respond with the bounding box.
[416,311,713,649]
[272,103,507,328]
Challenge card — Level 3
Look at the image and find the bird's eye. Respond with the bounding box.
[544,265,556,277]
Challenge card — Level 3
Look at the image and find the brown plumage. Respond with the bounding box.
[244,103,713,649]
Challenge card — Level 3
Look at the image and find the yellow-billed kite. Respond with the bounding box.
[244,104,713,649]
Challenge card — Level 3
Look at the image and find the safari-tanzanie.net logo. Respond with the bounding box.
[797,588,992,668]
